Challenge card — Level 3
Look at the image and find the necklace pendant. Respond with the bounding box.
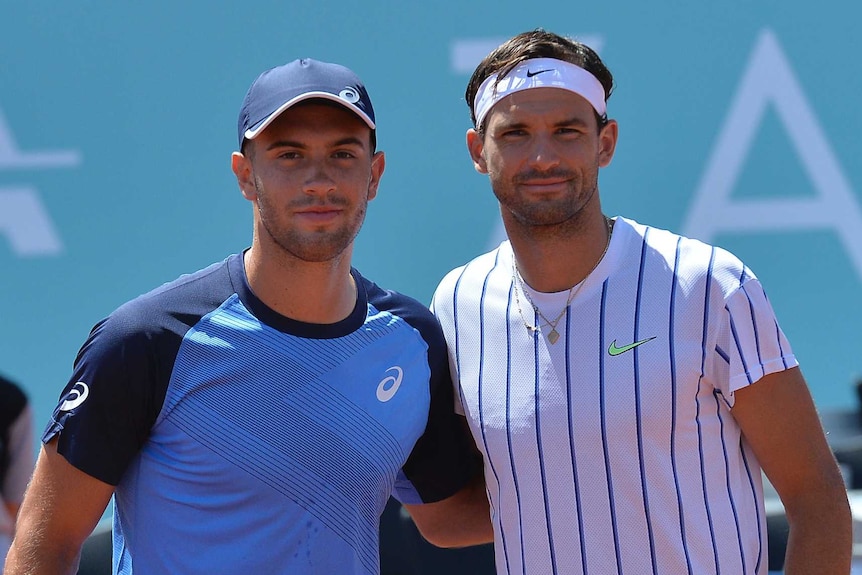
[547,329,560,344]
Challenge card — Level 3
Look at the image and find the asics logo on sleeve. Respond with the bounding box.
[608,337,656,356]
[376,366,403,402]
[59,381,90,411]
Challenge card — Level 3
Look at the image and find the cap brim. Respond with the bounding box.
[244,91,376,141]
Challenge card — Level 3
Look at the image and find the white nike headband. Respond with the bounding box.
[472,57,607,129]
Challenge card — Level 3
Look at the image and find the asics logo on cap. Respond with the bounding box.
[376,366,403,402]
[339,88,360,103]
[59,381,90,412]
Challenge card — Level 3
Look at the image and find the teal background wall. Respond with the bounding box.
[2,1,861,446]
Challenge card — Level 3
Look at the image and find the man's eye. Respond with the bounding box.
[333,151,356,159]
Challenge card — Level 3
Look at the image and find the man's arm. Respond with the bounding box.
[731,366,851,575]
[403,466,493,548]
[3,405,35,537]
[4,439,115,575]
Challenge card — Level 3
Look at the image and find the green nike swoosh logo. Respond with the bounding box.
[608,337,656,356]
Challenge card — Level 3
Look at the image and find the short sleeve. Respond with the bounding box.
[388,301,480,505]
[712,278,798,398]
[43,311,168,486]
[393,359,480,505]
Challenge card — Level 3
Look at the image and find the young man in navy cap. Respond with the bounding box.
[6,58,491,575]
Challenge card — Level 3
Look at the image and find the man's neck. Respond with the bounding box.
[243,246,357,324]
[507,212,613,293]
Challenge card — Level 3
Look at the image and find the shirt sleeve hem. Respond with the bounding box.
[729,354,799,393]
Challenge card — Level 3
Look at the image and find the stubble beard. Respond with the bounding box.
[255,177,368,263]
[493,167,600,235]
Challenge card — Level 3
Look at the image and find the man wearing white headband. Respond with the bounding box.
[430,29,850,574]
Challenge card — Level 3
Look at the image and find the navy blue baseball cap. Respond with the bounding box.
[237,58,376,149]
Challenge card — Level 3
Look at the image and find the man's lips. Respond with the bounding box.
[518,179,571,193]
[294,207,344,223]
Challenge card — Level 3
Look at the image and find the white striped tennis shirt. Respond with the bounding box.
[431,217,797,575]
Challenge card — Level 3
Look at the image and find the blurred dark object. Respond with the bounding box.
[765,501,789,572]
[380,497,420,575]
[834,437,862,489]
[380,498,494,575]
[77,523,111,575]
[821,384,862,489]
[856,377,862,428]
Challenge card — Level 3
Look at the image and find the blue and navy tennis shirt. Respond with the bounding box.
[44,253,477,574]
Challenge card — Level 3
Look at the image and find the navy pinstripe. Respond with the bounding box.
[714,389,747,573]
[509,286,528,575]
[599,281,624,574]
[505,280,524,575]
[764,291,790,371]
[474,253,513,575]
[740,444,764,572]
[498,280,515,575]
[565,307,589,574]
[634,230,659,575]
[696,247,722,573]
[740,283,763,367]
[532,302,560,575]
[728,304,753,386]
[669,236,695,575]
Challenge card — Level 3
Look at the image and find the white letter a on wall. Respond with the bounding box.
[0,187,63,255]
[682,28,862,282]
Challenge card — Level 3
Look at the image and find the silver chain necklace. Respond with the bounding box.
[512,217,614,344]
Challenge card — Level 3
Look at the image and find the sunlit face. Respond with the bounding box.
[467,87,617,234]
[232,102,384,263]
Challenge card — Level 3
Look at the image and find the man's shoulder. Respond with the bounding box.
[132,255,237,305]
[94,255,241,347]
[435,244,507,293]
[624,217,753,294]
[359,272,435,324]
[356,272,448,357]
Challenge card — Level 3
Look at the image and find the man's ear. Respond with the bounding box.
[598,119,619,168]
[367,151,385,201]
[466,129,489,174]
[231,151,256,200]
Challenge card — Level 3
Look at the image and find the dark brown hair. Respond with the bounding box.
[465,29,614,131]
